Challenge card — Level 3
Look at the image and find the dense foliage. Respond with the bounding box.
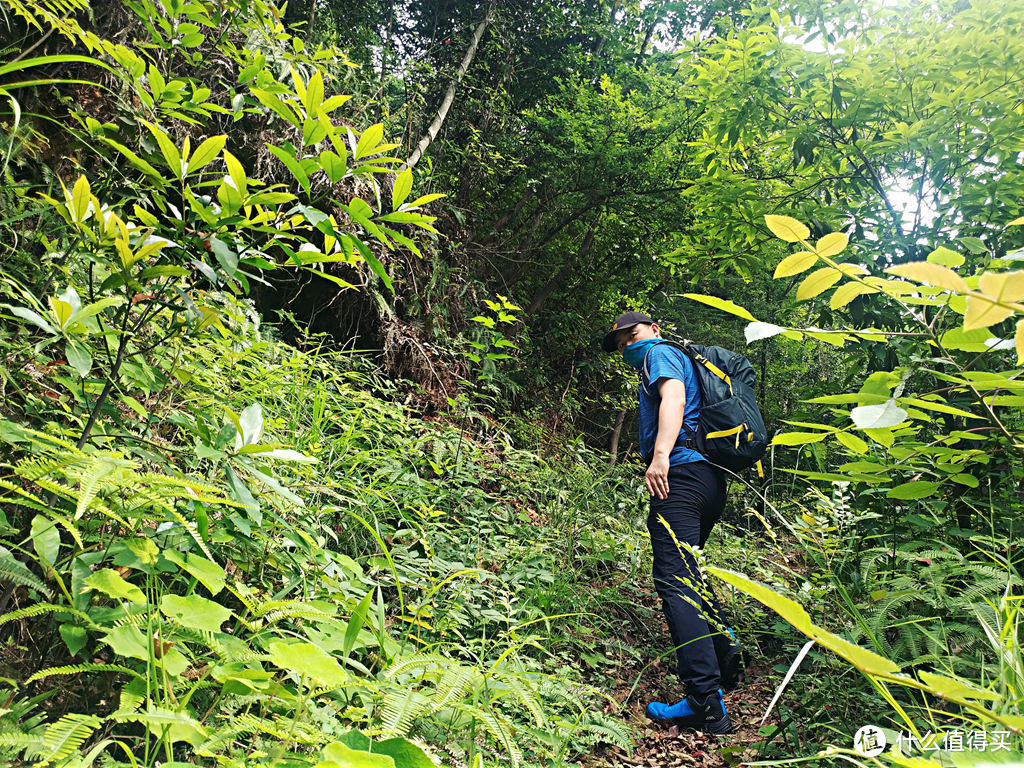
[3,0,1024,766]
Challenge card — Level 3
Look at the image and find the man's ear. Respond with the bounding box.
[651,323,661,336]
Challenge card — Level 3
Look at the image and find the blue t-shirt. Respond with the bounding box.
[638,343,705,465]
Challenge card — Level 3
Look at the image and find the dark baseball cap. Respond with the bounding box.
[601,311,654,352]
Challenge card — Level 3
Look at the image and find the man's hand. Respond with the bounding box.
[645,453,670,499]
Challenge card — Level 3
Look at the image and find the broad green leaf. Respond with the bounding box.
[885,262,967,293]
[863,428,895,447]
[708,567,813,633]
[350,237,394,294]
[318,742,395,768]
[771,432,829,446]
[321,94,352,113]
[67,296,120,327]
[744,321,785,343]
[305,71,325,112]
[59,623,87,656]
[160,594,232,633]
[964,295,1015,331]
[1017,319,1024,365]
[950,473,979,488]
[374,738,434,768]
[303,117,329,147]
[31,514,60,567]
[978,270,1024,304]
[805,393,887,405]
[163,550,224,595]
[796,268,841,301]
[320,150,347,183]
[145,122,182,180]
[354,124,384,160]
[84,569,145,604]
[268,641,348,688]
[65,339,92,378]
[830,282,875,310]
[898,397,979,420]
[344,589,374,656]
[391,168,413,210]
[960,236,987,254]
[222,150,248,197]
[886,481,940,500]
[103,623,149,659]
[70,175,92,223]
[812,626,902,676]
[926,246,964,268]
[267,144,310,195]
[834,432,868,454]
[187,135,226,175]
[814,232,848,257]
[406,193,445,208]
[851,400,907,429]
[773,251,817,278]
[3,304,57,334]
[238,402,263,447]
[682,293,756,321]
[939,326,991,352]
[244,447,317,462]
[917,671,999,702]
[764,214,809,242]
[49,295,73,328]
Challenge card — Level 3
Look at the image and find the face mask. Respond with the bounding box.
[622,337,661,369]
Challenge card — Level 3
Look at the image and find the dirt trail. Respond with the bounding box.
[590,659,783,768]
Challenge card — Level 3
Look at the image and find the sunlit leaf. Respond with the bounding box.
[834,432,868,454]
[744,321,786,343]
[160,594,232,633]
[773,251,817,278]
[682,293,756,321]
[814,232,848,258]
[84,569,145,604]
[885,262,967,293]
[764,214,810,242]
[887,481,940,500]
[851,400,907,429]
[796,268,841,301]
[926,246,964,268]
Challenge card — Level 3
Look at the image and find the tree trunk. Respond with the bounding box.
[525,213,600,315]
[402,2,495,172]
[609,407,627,465]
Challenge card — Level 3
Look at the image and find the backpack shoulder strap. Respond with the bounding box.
[640,340,693,396]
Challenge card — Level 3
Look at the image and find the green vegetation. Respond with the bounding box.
[2,0,1024,766]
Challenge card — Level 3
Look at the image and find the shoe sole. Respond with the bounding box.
[669,713,734,735]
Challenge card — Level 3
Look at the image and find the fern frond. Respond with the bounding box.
[455,704,521,768]
[0,602,91,628]
[27,664,141,685]
[41,713,102,762]
[487,668,544,728]
[377,688,426,737]
[577,710,634,750]
[382,653,448,680]
[0,545,51,597]
[434,665,476,710]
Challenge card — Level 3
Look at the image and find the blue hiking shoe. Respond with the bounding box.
[646,690,733,734]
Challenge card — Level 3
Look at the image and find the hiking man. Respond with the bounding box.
[602,311,740,735]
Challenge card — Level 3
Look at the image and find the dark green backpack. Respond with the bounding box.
[641,340,768,474]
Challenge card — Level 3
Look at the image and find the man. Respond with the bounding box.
[602,311,740,735]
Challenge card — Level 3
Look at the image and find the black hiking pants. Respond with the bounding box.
[647,460,729,697]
